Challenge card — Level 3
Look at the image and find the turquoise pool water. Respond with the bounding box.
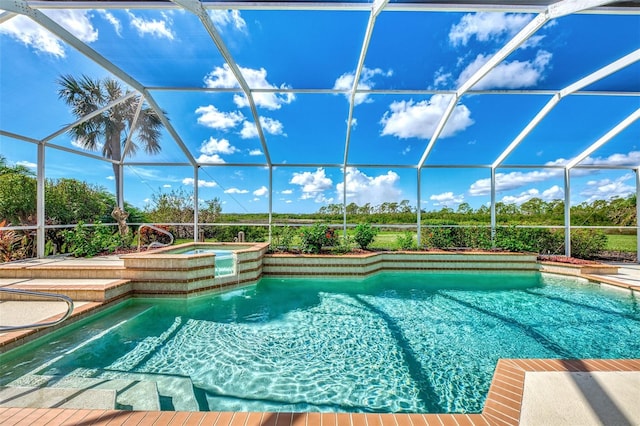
[1,272,638,413]
[168,248,236,276]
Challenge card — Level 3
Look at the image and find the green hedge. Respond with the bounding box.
[420,226,607,259]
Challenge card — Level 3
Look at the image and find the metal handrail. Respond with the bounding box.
[137,223,175,251]
[0,288,74,332]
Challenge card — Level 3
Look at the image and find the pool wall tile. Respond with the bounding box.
[262,252,539,278]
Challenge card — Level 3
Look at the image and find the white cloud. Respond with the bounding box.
[580,174,634,203]
[200,137,238,155]
[240,117,285,139]
[337,168,402,206]
[208,10,247,33]
[430,191,465,207]
[541,185,563,200]
[15,160,36,169]
[196,154,225,164]
[449,12,532,46]
[470,169,560,196]
[581,151,640,167]
[0,10,97,57]
[127,11,174,40]
[204,64,295,110]
[240,122,258,139]
[106,175,115,181]
[182,177,217,188]
[469,151,640,197]
[501,188,540,204]
[48,10,99,42]
[500,185,562,205]
[380,95,474,139]
[225,187,249,194]
[281,189,293,195]
[290,168,334,202]
[253,186,268,197]
[249,149,263,156]
[457,50,552,90]
[521,35,546,50]
[99,10,122,36]
[163,184,172,188]
[333,66,393,105]
[433,67,453,88]
[195,105,244,130]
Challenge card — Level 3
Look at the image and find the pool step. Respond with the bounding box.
[96,371,201,411]
[0,278,132,302]
[0,385,116,410]
[6,374,160,411]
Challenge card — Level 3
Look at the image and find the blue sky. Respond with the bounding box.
[1,5,639,214]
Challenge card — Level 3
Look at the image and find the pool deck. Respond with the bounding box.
[1,256,639,426]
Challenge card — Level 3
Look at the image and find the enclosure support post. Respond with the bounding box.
[416,168,422,247]
[117,164,124,209]
[634,168,640,263]
[342,166,348,238]
[490,167,496,247]
[193,166,199,243]
[268,166,273,244]
[564,168,571,257]
[36,142,45,258]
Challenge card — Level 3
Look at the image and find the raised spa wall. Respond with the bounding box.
[121,244,546,297]
[121,242,269,296]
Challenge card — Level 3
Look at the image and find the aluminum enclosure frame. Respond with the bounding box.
[1,0,639,259]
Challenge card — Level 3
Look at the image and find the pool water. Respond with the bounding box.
[1,272,639,413]
[174,249,236,276]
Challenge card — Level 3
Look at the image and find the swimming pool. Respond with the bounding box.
[1,272,638,413]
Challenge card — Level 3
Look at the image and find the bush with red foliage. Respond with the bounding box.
[138,224,173,246]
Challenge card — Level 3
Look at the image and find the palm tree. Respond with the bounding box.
[0,155,34,176]
[57,74,164,209]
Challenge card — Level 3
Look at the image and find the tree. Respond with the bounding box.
[456,202,472,215]
[0,155,34,177]
[0,173,36,224]
[0,156,36,224]
[200,197,222,223]
[57,75,164,209]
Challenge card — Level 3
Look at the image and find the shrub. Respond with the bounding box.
[396,231,416,250]
[138,224,173,246]
[494,227,564,254]
[422,226,491,249]
[271,225,296,252]
[0,220,21,262]
[571,229,607,259]
[353,223,378,250]
[300,223,335,254]
[332,233,353,254]
[64,221,122,257]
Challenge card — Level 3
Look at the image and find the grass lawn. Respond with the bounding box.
[370,231,407,250]
[176,231,637,253]
[606,234,637,252]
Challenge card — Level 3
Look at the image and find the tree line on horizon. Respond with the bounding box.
[1,157,636,231]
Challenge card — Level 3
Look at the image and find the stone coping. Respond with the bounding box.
[125,242,270,258]
[538,260,619,275]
